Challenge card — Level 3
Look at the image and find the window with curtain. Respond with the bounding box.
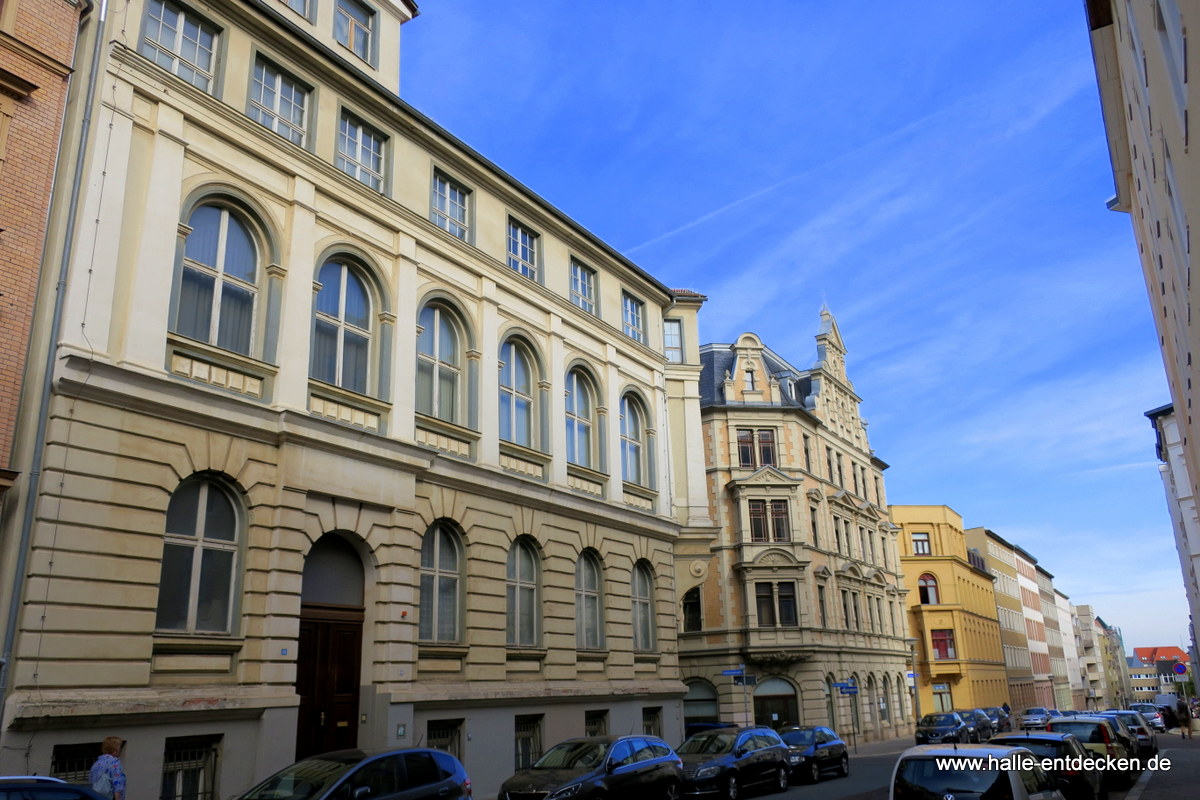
[418,522,461,642]
[311,259,371,394]
[632,561,655,651]
[155,477,239,633]
[620,394,647,485]
[576,551,604,649]
[565,369,595,468]
[506,538,539,647]
[499,340,534,447]
[175,204,258,356]
[416,305,462,423]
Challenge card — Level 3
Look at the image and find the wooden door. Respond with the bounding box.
[296,604,364,759]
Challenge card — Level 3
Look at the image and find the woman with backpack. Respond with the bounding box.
[89,736,126,800]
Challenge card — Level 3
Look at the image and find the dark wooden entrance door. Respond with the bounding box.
[296,603,364,759]
[754,694,799,729]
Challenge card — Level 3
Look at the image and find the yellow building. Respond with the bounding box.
[894,506,1008,713]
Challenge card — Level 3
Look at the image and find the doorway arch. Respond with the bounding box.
[296,533,365,759]
[753,677,798,729]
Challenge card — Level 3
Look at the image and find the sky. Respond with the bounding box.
[400,2,1186,652]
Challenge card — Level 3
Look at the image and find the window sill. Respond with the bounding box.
[417,643,469,659]
[567,463,607,498]
[576,649,610,662]
[634,652,661,664]
[152,634,244,654]
[415,413,479,459]
[500,440,550,480]
[168,334,277,400]
[506,647,547,662]
[309,380,390,433]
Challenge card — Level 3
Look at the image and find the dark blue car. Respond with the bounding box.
[914,712,969,745]
[776,726,848,784]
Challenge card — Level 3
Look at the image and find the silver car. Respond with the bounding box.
[1020,707,1051,730]
[1129,702,1168,732]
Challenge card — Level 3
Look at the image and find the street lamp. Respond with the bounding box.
[904,637,922,725]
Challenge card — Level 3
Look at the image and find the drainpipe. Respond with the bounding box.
[0,0,109,725]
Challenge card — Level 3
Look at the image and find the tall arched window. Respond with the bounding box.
[620,394,648,486]
[419,521,462,642]
[632,560,655,651]
[417,304,462,422]
[918,573,939,604]
[156,476,240,633]
[176,204,259,356]
[312,259,371,394]
[565,368,596,468]
[500,340,534,447]
[681,586,702,632]
[506,538,539,646]
[576,550,604,649]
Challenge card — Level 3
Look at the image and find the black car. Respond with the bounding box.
[500,736,683,800]
[914,712,968,745]
[677,727,788,799]
[237,748,471,800]
[776,726,849,784]
[954,709,995,742]
[0,777,109,800]
[983,707,1012,732]
[989,732,1102,800]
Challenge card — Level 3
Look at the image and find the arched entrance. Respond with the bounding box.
[296,534,365,759]
[684,680,720,728]
[753,677,798,729]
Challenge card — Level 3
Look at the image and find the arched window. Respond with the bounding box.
[620,394,648,486]
[681,586,702,632]
[918,573,939,605]
[565,368,596,468]
[500,339,534,447]
[506,538,539,647]
[419,521,462,642]
[417,304,462,423]
[575,550,604,649]
[156,476,240,633]
[175,204,259,356]
[632,560,655,651]
[312,259,372,394]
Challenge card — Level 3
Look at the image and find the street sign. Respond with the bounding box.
[906,672,915,679]
[722,668,744,676]
[840,687,859,695]
[1174,662,1188,675]
[734,675,758,686]
[833,682,851,688]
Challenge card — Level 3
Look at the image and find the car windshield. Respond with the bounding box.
[240,755,361,800]
[919,714,957,726]
[1050,722,1106,743]
[779,729,815,746]
[678,732,736,755]
[894,758,1009,800]
[985,708,1003,716]
[532,742,608,770]
[1025,708,1048,715]
[999,741,1062,759]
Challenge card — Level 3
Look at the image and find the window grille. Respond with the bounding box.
[427,719,463,759]
[51,743,102,782]
[161,735,220,800]
[514,715,543,771]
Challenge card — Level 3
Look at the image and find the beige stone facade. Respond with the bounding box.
[679,316,912,743]
[0,3,715,799]
[965,528,1034,710]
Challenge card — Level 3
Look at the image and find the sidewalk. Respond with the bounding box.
[1128,729,1200,800]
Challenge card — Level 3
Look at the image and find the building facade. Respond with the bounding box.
[0,2,716,798]
[965,528,1035,710]
[893,506,1007,714]
[1036,568,1071,711]
[679,316,912,742]
[1056,592,1086,710]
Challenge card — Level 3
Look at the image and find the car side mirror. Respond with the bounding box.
[606,759,618,773]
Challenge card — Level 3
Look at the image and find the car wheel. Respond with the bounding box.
[805,761,820,784]
[837,754,849,778]
[773,766,788,793]
[724,773,739,800]
[663,781,680,800]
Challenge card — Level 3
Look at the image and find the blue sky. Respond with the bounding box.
[401,2,1185,651]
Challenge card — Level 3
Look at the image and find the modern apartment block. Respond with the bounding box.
[0,2,717,798]
[965,528,1035,709]
[1056,591,1086,709]
[680,314,912,742]
[893,506,1007,714]
[1036,567,1071,711]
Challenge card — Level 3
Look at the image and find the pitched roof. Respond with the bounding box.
[1133,646,1189,663]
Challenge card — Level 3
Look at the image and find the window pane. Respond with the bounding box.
[166,483,200,536]
[177,267,214,341]
[203,484,236,541]
[418,573,434,639]
[312,319,338,384]
[343,271,370,329]
[316,263,342,315]
[155,543,193,629]
[196,548,233,632]
[514,398,531,446]
[343,329,369,394]
[417,306,435,355]
[437,575,457,640]
[499,393,512,441]
[185,206,221,265]
[438,315,458,364]
[223,215,257,282]
[437,369,458,421]
[217,282,253,355]
[438,529,457,571]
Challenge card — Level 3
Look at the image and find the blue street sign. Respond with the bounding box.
[833,682,851,688]
[840,687,859,695]
[722,668,744,676]
[1174,662,1188,675]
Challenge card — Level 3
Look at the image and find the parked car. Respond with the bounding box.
[984,707,1013,732]
[0,777,109,800]
[1044,715,1137,790]
[1097,710,1158,759]
[499,736,683,800]
[776,726,849,784]
[889,744,1067,800]
[914,712,969,745]
[1128,703,1167,732]
[954,709,995,742]
[989,732,1103,800]
[684,722,736,739]
[676,726,789,799]
[237,748,471,800]
[1020,707,1053,729]
[1092,711,1149,764]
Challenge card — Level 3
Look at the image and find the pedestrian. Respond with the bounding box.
[89,736,125,800]
[1001,702,1010,714]
[1177,696,1193,739]
[1162,704,1179,731]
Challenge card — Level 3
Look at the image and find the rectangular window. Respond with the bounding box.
[758,430,777,467]
[826,447,834,481]
[337,111,385,190]
[817,585,828,627]
[643,707,663,738]
[737,429,755,468]
[249,57,308,145]
[663,319,683,363]
[853,464,861,495]
[931,629,957,660]
[570,260,596,313]
[810,507,819,547]
[748,499,768,542]
[778,583,797,626]
[851,594,861,630]
[507,220,538,279]
[141,0,218,92]
[283,1,309,16]
[427,719,463,759]
[736,429,776,468]
[803,434,812,472]
[840,590,851,628]
[335,0,373,61]
[770,500,790,542]
[51,743,101,782]
[622,292,645,343]
[161,735,220,800]
[515,715,543,771]
[912,531,931,555]
[432,173,470,240]
[755,582,776,626]
[584,710,608,737]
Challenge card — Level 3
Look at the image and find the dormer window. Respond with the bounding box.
[335,0,374,62]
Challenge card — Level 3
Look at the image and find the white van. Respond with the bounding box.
[890,743,1067,800]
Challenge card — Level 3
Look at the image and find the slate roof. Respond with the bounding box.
[698,342,813,409]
